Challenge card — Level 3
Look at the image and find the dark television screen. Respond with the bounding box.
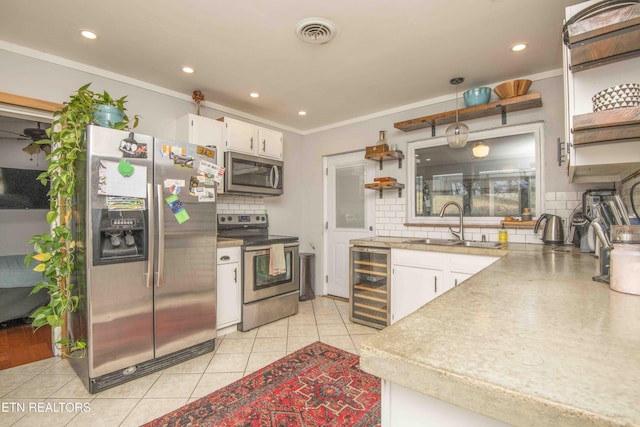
[0,167,50,209]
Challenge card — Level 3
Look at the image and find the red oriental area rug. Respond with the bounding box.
[143,341,381,427]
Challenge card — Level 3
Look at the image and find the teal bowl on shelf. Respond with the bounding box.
[463,87,491,107]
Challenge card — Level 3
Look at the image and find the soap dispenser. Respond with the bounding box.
[498,226,508,243]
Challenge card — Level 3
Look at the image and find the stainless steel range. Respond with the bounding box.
[217,214,299,331]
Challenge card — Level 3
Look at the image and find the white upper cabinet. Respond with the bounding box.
[176,113,224,154]
[563,0,640,183]
[221,117,284,160]
[223,117,258,154]
[258,127,284,159]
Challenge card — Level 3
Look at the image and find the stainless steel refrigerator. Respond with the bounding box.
[68,125,217,393]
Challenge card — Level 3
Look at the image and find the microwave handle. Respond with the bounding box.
[270,165,280,189]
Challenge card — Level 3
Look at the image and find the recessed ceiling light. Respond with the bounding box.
[182,66,195,74]
[298,111,307,116]
[250,92,260,98]
[511,43,527,52]
[80,30,97,40]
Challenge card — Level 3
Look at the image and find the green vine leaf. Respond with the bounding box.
[26,83,139,356]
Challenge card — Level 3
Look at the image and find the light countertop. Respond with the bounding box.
[358,241,640,426]
[217,237,243,248]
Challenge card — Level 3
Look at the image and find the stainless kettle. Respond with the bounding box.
[534,214,565,244]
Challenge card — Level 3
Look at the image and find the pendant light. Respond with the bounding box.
[445,77,469,148]
[472,141,490,158]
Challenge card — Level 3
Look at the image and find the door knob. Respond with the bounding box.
[369,226,374,231]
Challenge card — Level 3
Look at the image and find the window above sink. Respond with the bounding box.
[407,122,544,225]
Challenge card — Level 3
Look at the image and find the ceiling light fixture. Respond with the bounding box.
[80,30,97,40]
[298,111,307,116]
[182,66,195,74]
[511,43,527,52]
[472,141,490,158]
[250,92,260,98]
[445,77,469,149]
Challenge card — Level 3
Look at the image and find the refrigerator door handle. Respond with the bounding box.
[146,183,155,288]
[156,184,165,287]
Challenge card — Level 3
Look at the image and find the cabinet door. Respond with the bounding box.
[391,265,441,324]
[224,117,257,154]
[258,127,283,159]
[216,247,242,330]
[447,272,472,291]
[176,114,224,155]
[446,253,498,292]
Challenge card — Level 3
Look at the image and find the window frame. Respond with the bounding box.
[406,122,545,225]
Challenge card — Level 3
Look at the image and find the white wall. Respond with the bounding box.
[1,48,624,294]
[298,76,614,291]
[0,49,305,253]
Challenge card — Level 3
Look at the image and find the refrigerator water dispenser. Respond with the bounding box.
[92,209,147,265]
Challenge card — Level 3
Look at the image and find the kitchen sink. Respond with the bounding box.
[404,238,460,246]
[404,238,505,249]
[453,240,505,249]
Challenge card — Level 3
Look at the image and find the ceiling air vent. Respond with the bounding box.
[295,18,336,44]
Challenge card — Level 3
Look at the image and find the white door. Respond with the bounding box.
[324,151,376,298]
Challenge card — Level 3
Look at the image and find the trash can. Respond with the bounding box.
[299,253,316,301]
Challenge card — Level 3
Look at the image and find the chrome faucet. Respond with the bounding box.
[439,201,464,240]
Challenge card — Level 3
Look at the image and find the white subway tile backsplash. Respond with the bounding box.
[546,200,567,210]
[217,195,266,215]
[546,192,557,201]
[556,192,578,201]
[508,234,527,243]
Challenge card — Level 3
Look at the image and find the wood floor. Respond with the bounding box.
[0,319,53,370]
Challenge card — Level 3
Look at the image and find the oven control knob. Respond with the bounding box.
[220,217,225,222]
[227,216,233,221]
[256,216,260,221]
[261,216,265,221]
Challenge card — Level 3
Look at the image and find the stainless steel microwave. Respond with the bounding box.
[224,151,283,196]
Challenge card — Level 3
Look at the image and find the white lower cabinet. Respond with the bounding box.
[446,253,499,290]
[391,250,444,324]
[382,380,510,427]
[216,246,242,333]
[391,249,499,324]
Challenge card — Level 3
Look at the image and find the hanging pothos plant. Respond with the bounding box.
[25,83,138,357]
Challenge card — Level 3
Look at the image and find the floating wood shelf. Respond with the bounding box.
[365,181,405,199]
[565,3,640,72]
[572,106,640,145]
[394,93,542,133]
[365,150,405,170]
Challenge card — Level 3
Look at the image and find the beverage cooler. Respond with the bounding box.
[349,246,390,329]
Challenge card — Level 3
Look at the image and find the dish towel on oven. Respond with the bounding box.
[269,243,286,276]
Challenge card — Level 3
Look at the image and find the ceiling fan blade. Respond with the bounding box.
[0,136,30,140]
[0,128,29,138]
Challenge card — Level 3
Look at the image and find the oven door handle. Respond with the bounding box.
[245,243,299,251]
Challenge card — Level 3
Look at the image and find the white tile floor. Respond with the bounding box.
[0,297,378,427]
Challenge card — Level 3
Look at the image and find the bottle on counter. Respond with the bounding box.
[498,226,508,243]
